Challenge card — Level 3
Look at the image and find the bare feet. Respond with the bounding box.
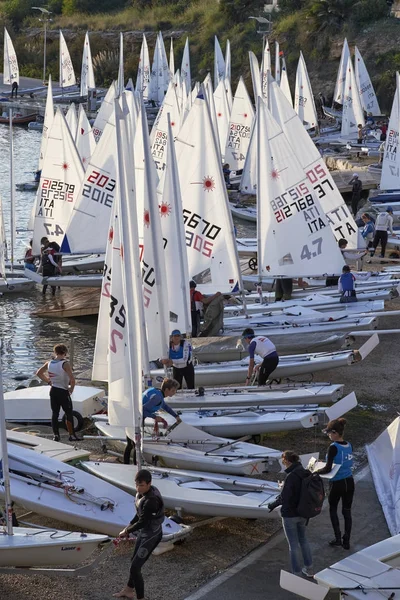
[113,587,135,598]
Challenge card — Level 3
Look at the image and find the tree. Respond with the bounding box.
[219,0,265,24]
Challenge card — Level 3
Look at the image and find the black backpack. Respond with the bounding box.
[296,471,325,519]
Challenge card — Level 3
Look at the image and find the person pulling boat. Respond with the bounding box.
[241,328,279,386]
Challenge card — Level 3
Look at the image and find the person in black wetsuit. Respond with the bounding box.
[113,469,165,600]
[316,417,354,550]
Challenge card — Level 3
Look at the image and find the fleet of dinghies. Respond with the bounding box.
[1,30,398,564]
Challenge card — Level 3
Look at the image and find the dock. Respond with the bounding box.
[32,288,100,318]
[331,169,380,193]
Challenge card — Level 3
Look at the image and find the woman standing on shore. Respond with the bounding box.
[317,418,354,550]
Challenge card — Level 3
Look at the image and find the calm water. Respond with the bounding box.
[0,126,97,390]
[0,126,255,391]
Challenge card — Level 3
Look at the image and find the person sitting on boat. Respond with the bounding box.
[24,239,36,272]
[223,163,231,188]
[242,328,279,386]
[370,207,395,258]
[161,330,195,389]
[143,379,182,435]
[338,265,357,303]
[361,213,375,249]
[34,169,42,183]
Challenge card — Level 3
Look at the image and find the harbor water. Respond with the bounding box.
[0,125,256,391]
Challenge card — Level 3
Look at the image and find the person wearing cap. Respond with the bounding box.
[371,207,394,258]
[348,174,362,217]
[242,328,279,386]
[316,418,354,550]
[161,330,195,389]
[189,280,221,338]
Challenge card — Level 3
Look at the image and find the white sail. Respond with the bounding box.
[169,38,175,79]
[275,41,280,84]
[240,115,257,195]
[341,56,365,138]
[38,75,54,171]
[75,103,96,170]
[149,32,169,104]
[135,34,151,101]
[181,38,191,94]
[294,52,318,130]
[203,73,218,146]
[213,78,231,158]
[61,115,117,254]
[354,46,381,116]
[3,28,19,86]
[117,32,124,97]
[256,98,345,278]
[280,57,292,106]
[150,81,180,174]
[175,90,241,294]
[214,36,225,90]
[80,31,95,97]
[225,39,231,83]
[380,73,400,191]
[225,77,233,112]
[333,38,350,106]
[157,115,191,334]
[137,102,170,361]
[270,82,358,247]
[249,51,262,102]
[260,39,271,101]
[92,81,117,143]
[59,30,76,89]
[65,103,78,139]
[225,77,255,172]
[32,108,84,254]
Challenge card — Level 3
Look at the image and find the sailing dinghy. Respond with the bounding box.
[94,419,293,476]
[5,443,190,541]
[83,461,283,520]
[151,335,379,387]
[0,360,109,568]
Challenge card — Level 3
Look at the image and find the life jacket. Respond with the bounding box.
[328,441,353,481]
[170,339,192,368]
[340,272,355,293]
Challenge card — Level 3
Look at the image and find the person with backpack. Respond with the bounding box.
[267,451,316,577]
[316,417,354,550]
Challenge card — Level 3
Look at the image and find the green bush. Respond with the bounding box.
[350,0,388,26]
[4,0,32,28]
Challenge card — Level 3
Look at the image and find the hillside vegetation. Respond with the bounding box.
[1,0,400,110]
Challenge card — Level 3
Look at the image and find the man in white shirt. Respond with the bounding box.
[371,207,394,258]
[242,328,279,386]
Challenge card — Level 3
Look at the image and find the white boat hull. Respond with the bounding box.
[82,462,282,520]
[4,385,107,426]
[0,527,108,567]
[6,431,90,463]
[229,203,256,222]
[0,277,35,293]
[95,420,284,476]
[4,444,189,541]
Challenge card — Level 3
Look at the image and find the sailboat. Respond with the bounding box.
[80,31,95,98]
[294,52,318,131]
[0,361,109,567]
[59,30,76,91]
[332,38,350,107]
[136,34,151,101]
[354,47,381,116]
[3,28,19,90]
[224,77,255,174]
[214,35,225,89]
[181,38,191,94]
[341,56,365,139]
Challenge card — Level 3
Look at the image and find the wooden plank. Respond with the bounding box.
[31,288,100,319]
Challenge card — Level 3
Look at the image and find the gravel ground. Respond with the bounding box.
[1,294,400,599]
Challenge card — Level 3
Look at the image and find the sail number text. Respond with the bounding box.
[82,170,116,207]
[183,209,221,258]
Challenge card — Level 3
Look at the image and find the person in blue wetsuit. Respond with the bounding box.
[124,379,181,464]
[161,330,195,389]
[317,417,354,550]
[242,327,279,386]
